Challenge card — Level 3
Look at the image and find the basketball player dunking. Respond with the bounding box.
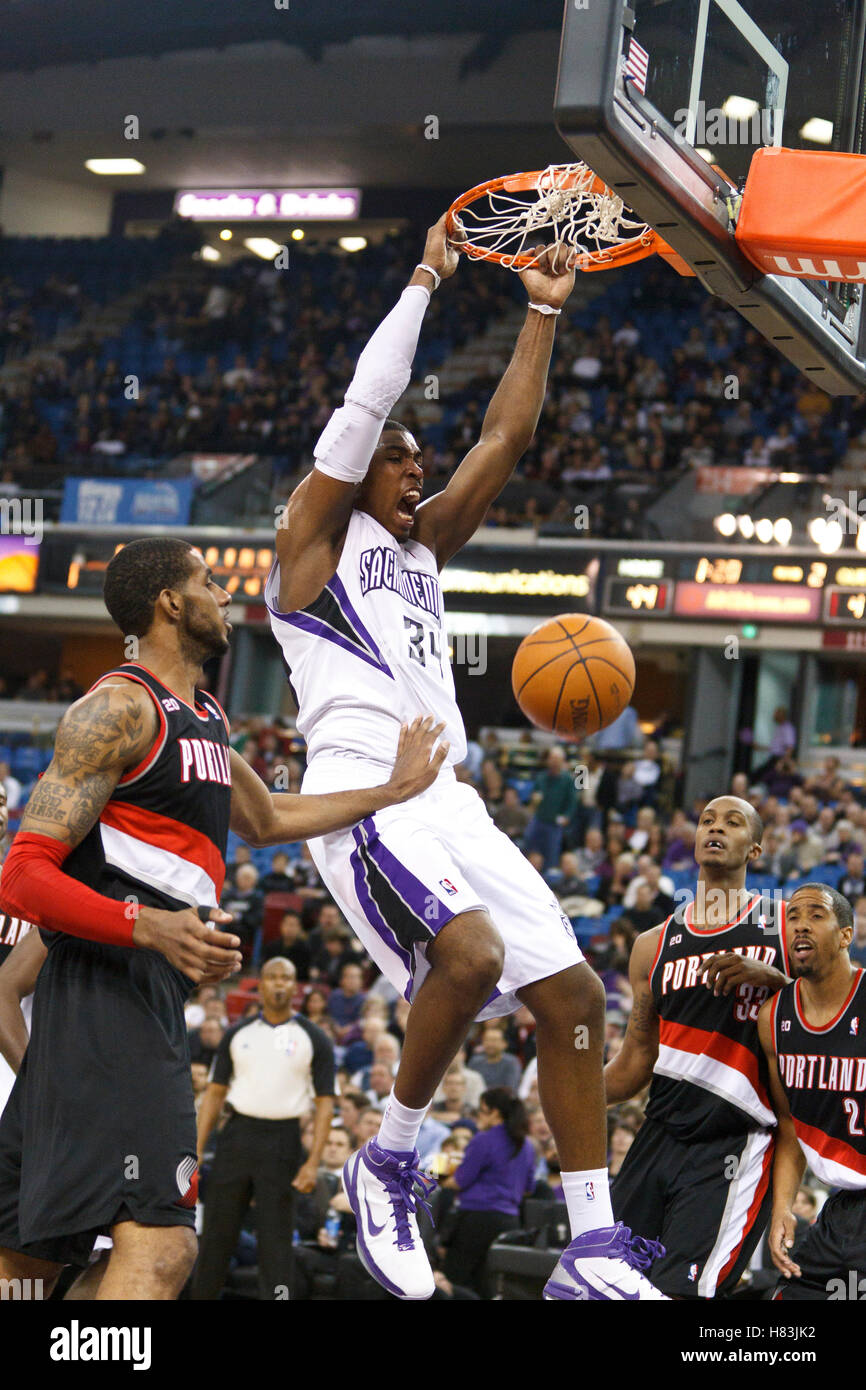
[0,537,446,1300]
[606,795,790,1297]
[759,884,866,1300]
[266,215,665,1301]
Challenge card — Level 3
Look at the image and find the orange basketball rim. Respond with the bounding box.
[445,163,691,275]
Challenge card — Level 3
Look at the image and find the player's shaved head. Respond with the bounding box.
[704,795,763,846]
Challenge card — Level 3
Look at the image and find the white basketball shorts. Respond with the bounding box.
[302,761,583,1020]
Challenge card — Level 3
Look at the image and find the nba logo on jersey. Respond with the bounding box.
[688,1263,698,1283]
[439,878,458,896]
[851,1017,860,1036]
[585,1181,595,1202]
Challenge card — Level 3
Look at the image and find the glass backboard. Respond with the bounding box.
[554,0,866,393]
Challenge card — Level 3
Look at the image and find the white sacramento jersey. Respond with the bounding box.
[265,509,467,768]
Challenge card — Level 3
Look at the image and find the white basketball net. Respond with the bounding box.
[451,162,653,270]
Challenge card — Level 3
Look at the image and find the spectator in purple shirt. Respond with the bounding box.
[326,961,367,1043]
[441,1088,535,1296]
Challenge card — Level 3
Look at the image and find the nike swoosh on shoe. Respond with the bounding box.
[364,1193,388,1238]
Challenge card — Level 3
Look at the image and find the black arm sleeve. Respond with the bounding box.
[297,1016,336,1097]
[210,1021,240,1087]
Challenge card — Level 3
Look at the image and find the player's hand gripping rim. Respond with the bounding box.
[133,904,243,984]
[386,716,449,803]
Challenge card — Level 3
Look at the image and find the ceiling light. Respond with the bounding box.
[737,514,755,539]
[338,236,368,252]
[244,237,284,260]
[773,518,793,546]
[754,518,774,544]
[800,117,833,145]
[219,228,233,241]
[715,513,737,537]
[291,228,305,241]
[200,246,221,262]
[857,523,866,553]
[84,158,145,175]
[722,96,760,122]
[808,516,827,545]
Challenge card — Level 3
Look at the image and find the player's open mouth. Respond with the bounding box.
[792,938,814,960]
[397,489,421,522]
[704,839,725,850]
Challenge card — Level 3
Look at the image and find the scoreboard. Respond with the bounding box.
[603,553,866,626]
[22,530,866,631]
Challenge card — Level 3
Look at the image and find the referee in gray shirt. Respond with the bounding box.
[192,957,335,1299]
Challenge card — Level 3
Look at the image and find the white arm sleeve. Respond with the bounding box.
[313,284,431,484]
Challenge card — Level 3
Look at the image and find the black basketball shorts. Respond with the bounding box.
[612,1115,774,1298]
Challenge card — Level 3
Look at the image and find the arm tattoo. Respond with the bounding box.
[21,687,153,845]
[627,988,657,1040]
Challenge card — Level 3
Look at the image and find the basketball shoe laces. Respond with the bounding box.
[608,1223,665,1272]
[380,1158,437,1251]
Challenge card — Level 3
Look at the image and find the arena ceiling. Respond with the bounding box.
[1,0,564,71]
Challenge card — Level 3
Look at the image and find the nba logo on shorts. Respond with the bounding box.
[688,1263,698,1283]
[585,1181,595,1202]
[439,878,458,896]
[851,1017,860,1036]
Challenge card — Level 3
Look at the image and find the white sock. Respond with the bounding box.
[560,1168,614,1239]
[376,1090,427,1154]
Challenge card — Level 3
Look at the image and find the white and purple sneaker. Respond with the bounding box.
[544,1223,669,1300]
[343,1138,437,1301]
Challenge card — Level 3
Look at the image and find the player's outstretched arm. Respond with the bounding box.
[413,245,576,568]
[0,684,242,982]
[275,217,458,613]
[757,999,806,1280]
[604,925,662,1104]
[0,929,46,1072]
[229,715,449,846]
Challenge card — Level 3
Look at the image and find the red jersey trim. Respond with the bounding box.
[716,1139,774,1287]
[659,1017,765,1096]
[88,671,169,786]
[648,918,670,990]
[121,661,214,723]
[793,1115,866,1178]
[99,801,225,896]
[793,969,864,1035]
[769,989,781,1056]
[684,891,762,938]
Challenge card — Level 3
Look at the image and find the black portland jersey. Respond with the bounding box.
[646,891,788,1141]
[772,969,866,1191]
[60,663,232,921]
[0,907,34,965]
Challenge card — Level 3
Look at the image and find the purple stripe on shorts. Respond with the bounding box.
[361,827,456,937]
[350,828,414,976]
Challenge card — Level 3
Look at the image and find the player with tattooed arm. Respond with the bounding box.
[0,537,446,1301]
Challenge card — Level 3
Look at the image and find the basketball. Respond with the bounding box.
[511,614,635,741]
